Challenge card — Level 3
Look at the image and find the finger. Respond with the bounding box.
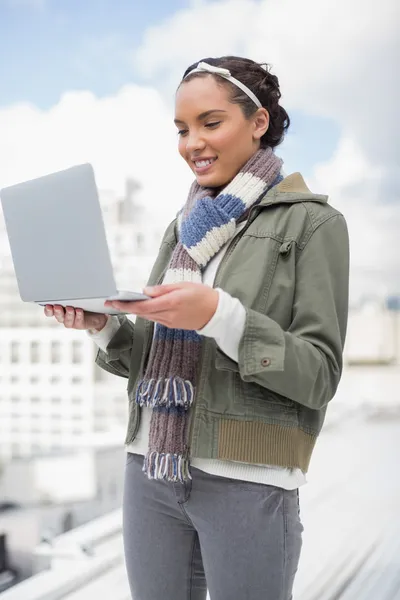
[64,306,75,328]
[44,305,54,317]
[75,308,85,328]
[143,284,183,297]
[111,299,171,315]
[53,305,65,323]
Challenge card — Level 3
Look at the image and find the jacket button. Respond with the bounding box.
[261,357,271,367]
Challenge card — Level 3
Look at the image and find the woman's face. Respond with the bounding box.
[175,75,268,188]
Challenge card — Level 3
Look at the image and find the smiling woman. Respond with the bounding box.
[174,57,290,188]
[46,55,350,600]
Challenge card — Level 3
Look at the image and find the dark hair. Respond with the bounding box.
[180,56,290,149]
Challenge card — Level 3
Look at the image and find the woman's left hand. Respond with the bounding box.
[104,282,219,330]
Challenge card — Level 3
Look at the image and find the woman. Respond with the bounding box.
[45,56,350,600]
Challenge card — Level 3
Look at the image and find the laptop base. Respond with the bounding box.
[36,290,151,315]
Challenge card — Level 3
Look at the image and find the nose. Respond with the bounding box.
[184,129,206,155]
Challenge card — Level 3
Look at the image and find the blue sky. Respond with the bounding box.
[0,0,188,107]
[0,0,339,177]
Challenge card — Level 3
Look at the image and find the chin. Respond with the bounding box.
[196,172,230,188]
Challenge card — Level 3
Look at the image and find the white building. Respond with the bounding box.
[0,327,94,461]
[344,300,400,365]
[0,442,126,583]
[0,178,167,463]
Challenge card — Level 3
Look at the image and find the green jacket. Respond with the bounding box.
[95,172,350,473]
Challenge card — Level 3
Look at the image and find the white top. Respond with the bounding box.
[88,222,306,490]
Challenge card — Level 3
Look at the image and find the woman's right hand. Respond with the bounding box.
[44,304,108,331]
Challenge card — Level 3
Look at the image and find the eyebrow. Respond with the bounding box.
[174,109,227,125]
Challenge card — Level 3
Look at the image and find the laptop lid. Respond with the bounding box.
[0,164,118,302]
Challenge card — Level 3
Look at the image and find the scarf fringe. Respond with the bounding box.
[136,376,195,409]
[143,451,192,482]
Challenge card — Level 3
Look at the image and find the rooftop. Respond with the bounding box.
[1,408,399,600]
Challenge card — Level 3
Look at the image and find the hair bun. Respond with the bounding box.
[181,56,290,149]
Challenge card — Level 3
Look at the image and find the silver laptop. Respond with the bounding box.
[0,163,150,315]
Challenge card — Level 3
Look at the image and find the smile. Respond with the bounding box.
[193,157,217,173]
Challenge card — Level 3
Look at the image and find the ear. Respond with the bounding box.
[252,108,269,141]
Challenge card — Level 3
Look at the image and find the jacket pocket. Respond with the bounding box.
[215,348,240,373]
[215,349,297,415]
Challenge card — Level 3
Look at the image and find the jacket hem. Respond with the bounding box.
[215,418,316,472]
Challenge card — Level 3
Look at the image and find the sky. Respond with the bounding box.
[0,0,399,303]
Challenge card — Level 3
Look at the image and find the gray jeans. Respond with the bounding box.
[123,453,303,600]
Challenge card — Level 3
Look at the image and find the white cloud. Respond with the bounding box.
[133,0,399,160]
[134,0,260,89]
[309,137,400,302]
[0,86,193,224]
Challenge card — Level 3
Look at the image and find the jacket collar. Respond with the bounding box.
[259,172,329,206]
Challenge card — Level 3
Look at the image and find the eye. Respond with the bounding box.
[205,121,221,129]
[177,129,188,136]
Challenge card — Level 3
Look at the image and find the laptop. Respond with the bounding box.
[0,163,151,315]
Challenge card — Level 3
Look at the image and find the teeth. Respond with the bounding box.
[195,159,214,168]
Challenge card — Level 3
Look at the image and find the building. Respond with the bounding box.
[344,300,400,366]
[0,327,94,461]
[0,442,126,586]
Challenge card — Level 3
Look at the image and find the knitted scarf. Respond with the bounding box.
[135,147,283,482]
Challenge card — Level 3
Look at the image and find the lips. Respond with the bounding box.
[192,157,217,174]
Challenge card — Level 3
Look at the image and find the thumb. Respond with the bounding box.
[143,283,184,297]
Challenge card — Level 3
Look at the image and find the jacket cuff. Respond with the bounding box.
[95,315,134,362]
[238,307,286,377]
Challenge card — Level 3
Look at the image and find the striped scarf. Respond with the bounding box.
[136,147,283,482]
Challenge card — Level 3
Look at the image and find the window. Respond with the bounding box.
[50,376,61,384]
[72,341,82,364]
[71,397,82,405]
[31,396,40,404]
[11,443,21,457]
[51,342,61,363]
[72,376,82,384]
[11,341,19,363]
[51,397,61,404]
[31,341,40,363]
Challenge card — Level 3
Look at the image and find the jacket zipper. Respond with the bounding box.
[186,205,262,454]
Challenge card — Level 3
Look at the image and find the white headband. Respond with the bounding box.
[184,61,262,109]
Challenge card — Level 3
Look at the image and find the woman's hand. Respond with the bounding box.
[44,305,108,331]
[104,282,219,330]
